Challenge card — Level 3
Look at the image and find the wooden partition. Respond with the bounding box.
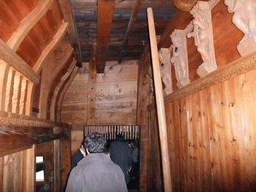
[147,52,256,191]
[0,146,35,192]
[84,125,140,140]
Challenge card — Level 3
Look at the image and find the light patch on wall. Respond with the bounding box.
[36,156,44,182]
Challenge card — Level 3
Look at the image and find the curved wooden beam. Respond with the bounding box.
[39,45,73,120]
[7,0,55,51]
[56,66,78,122]
[50,59,76,121]
[33,20,69,73]
[173,0,198,12]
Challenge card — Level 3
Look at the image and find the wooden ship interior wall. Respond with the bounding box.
[0,0,256,191]
[140,1,256,192]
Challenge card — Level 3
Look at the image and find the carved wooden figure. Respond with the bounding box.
[188,1,217,77]
[170,29,190,88]
[224,0,256,56]
[159,48,173,95]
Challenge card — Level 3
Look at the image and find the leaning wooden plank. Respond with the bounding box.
[0,40,40,84]
[33,20,69,73]
[7,0,55,51]
[147,7,172,192]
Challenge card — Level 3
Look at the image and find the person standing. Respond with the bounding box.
[71,141,86,170]
[109,134,133,184]
[66,132,128,192]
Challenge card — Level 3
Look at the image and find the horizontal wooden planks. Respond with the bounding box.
[61,60,138,125]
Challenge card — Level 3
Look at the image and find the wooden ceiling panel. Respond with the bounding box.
[16,37,41,67]
[69,0,177,69]
[0,2,20,42]
[45,0,63,34]
[15,0,65,68]
[4,0,39,20]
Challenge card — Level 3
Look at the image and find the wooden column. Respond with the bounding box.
[87,44,97,125]
[147,7,172,192]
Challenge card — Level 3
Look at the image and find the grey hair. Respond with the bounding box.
[83,132,106,153]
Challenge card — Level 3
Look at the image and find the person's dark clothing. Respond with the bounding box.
[71,148,85,170]
[109,139,133,184]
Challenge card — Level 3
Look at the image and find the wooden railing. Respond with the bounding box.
[84,125,140,140]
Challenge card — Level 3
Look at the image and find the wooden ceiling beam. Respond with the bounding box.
[59,0,83,64]
[96,0,115,73]
[118,0,142,64]
[0,40,40,84]
[0,124,70,155]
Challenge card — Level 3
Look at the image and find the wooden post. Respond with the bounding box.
[147,7,172,192]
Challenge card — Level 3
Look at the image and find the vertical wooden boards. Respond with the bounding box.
[148,109,164,192]
[136,58,152,192]
[54,139,61,192]
[71,131,83,156]
[60,134,71,191]
[0,60,10,111]
[148,67,256,191]
[1,146,35,191]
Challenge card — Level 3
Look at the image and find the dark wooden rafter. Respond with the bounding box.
[118,0,142,64]
[96,0,115,73]
[0,123,70,155]
[59,0,82,64]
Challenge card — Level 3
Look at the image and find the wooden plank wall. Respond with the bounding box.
[144,1,256,191]
[61,60,139,125]
[0,146,35,192]
[61,60,139,154]
[155,66,256,191]
[148,109,164,192]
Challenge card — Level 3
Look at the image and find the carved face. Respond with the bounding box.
[171,36,181,47]
[224,0,238,13]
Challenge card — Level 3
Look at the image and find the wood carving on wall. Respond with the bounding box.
[224,0,256,56]
[159,48,173,95]
[164,51,256,104]
[170,29,190,88]
[188,1,217,77]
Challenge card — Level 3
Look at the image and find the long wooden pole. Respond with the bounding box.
[147,7,172,192]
